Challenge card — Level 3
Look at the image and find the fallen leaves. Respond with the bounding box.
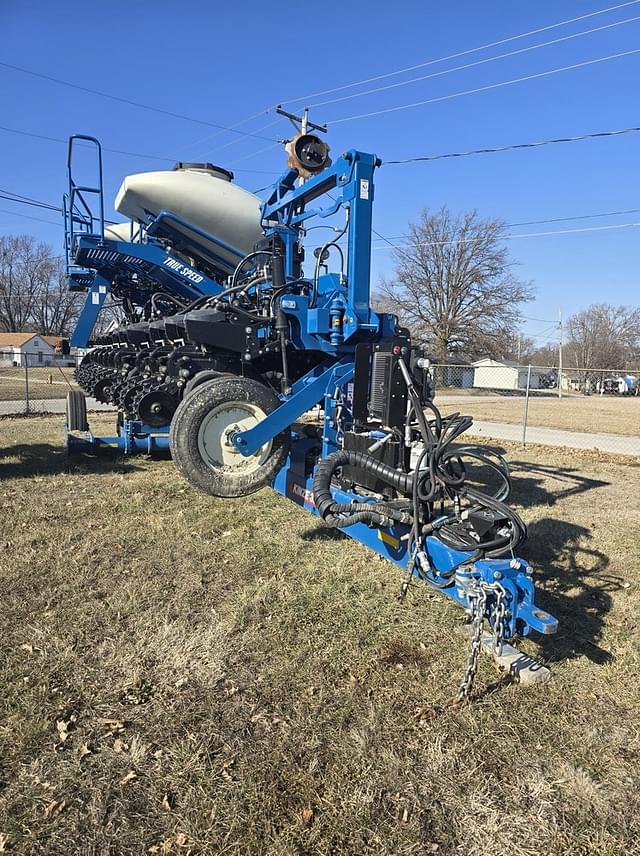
[78,742,92,759]
[55,715,76,744]
[148,832,190,854]
[120,770,137,786]
[222,680,239,698]
[120,680,154,706]
[220,758,236,782]
[99,718,126,734]
[414,705,439,723]
[44,799,66,819]
[53,711,79,750]
[0,833,8,852]
[113,738,129,753]
[301,806,314,826]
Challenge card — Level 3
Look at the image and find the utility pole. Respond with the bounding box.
[558,309,563,400]
[517,333,522,365]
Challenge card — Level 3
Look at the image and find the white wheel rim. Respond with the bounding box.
[197,400,272,475]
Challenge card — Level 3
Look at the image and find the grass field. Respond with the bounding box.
[1,415,639,855]
[0,367,78,402]
[437,392,640,437]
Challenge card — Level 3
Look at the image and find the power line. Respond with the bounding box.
[176,108,275,152]
[223,4,640,159]
[385,126,640,163]
[508,207,640,228]
[309,14,640,109]
[370,221,640,250]
[328,48,640,124]
[528,324,561,341]
[205,119,283,158]
[0,207,60,226]
[227,142,282,166]
[520,315,557,324]
[0,192,120,226]
[281,0,640,105]
[0,125,280,175]
[0,61,280,143]
[0,190,61,213]
[374,206,640,242]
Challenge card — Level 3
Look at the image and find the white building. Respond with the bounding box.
[472,358,543,391]
[0,333,72,367]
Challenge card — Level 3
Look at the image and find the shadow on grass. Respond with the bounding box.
[505,459,615,663]
[525,517,617,665]
[300,524,346,542]
[303,452,614,665]
[509,460,610,509]
[0,442,142,479]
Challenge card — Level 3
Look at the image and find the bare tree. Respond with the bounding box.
[529,342,559,368]
[0,234,81,335]
[375,207,534,363]
[567,303,640,373]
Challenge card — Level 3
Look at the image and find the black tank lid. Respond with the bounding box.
[172,162,234,181]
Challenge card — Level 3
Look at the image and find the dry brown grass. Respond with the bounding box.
[438,393,640,437]
[0,367,78,402]
[0,414,639,855]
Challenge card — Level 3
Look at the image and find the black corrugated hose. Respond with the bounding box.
[312,409,527,557]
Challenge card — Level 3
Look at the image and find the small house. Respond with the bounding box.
[0,333,72,367]
[472,358,543,391]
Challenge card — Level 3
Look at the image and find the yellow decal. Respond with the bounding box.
[378,530,400,549]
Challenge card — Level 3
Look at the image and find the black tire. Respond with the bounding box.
[170,376,290,498]
[183,369,224,398]
[66,390,88,432]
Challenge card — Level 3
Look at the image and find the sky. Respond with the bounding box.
[1,0,639,347]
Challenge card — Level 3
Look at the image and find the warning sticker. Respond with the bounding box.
[359,179,370,200]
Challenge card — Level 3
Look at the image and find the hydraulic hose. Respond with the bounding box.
[313,419,526,556]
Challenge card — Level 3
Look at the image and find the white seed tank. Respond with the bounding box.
[104,222,140,242]
[114,162,264,267]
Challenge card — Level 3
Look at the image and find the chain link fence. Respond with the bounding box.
[431,362,640,456]
[1,351,639,455]
[0,350,84,415]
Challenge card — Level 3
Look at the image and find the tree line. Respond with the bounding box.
[0,235,81,336]
[376,207,640,371]
[2,224,638,372]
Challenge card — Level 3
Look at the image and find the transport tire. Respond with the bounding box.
[170,376,290,498]
[66,390,88,432]
[183,369,225,398]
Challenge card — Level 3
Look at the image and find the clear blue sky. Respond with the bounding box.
[1,0,638,345]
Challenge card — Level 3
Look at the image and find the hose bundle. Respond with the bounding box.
[312,405,527,559]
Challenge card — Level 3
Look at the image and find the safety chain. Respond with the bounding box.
[455,585,488,704]
[455,581,508,705]
[490,584,507,657]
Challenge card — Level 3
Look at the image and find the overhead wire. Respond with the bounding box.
[0,207,60,226]
[0,124,280,174]
[369,221,640,251]
[175,107,275,152]
[528,324,561,341]
[279,0,640,105]
[204,119,283,157]
[308,14,640,109]
[385,126,640,163]
[327,48,640,123]
[0,190,61,213]
[0,61,280,142]
[371,206,640,243]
